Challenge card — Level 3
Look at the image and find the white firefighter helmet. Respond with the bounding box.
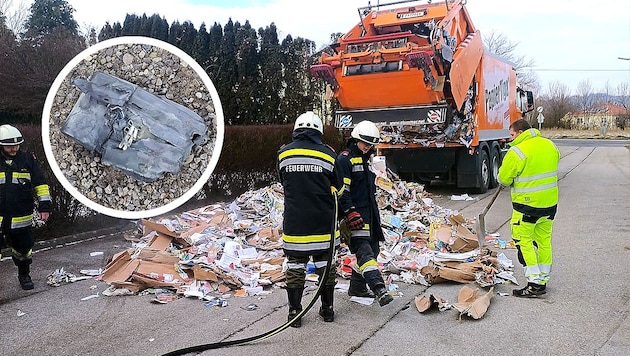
[294,111,323,134]
[0,124,24,146]
[351,121,380,145]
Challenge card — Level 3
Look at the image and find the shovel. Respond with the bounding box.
[475,185,504,250]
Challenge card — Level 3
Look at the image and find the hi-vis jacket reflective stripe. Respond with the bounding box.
[277,129,342,256]
[336,142,384,241]
[0,150,52,229]
[498,128,560,214]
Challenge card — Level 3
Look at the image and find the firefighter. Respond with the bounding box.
[0,124,52,290]
[277,112,342,327]
[498,119,560,297]
[336,120,393,307]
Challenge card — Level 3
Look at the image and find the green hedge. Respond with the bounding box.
[215,124,345,172]
[205,124,346,199]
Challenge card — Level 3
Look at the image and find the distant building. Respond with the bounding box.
[562,103,630,130]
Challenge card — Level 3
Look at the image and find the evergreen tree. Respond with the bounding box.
[87,27,97,46]
[121,14,141,36]
[234,20,259,124]
[168,20,182,47]
[206,22,223,79]
[192,23,210,70]
[258,23,283,124]
[98,22,116,41]
[178,21,198,55]
[112,22,123,38]
[218,19,238,125]
[23,0,78,36]
[149,14,168,41]
[280,35,318,123]
[139,13,151,37]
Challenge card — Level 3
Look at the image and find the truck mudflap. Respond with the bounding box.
[335,105,450,128]
[61,71,207,183]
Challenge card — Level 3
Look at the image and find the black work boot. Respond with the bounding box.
[286,287,304,327]
[14,257,34,290]
[18,274,34,290]
[348,281,375,298]
[318,285,335,322]
[513,282,546,298]
[373,285,393,307]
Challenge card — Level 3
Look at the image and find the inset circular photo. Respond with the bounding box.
[42,36,224,219]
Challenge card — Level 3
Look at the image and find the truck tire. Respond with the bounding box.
[474,150,490,194]
[488,146,500,188]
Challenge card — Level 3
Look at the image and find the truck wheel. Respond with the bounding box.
[488,147,500,188]
[475,150,490,194]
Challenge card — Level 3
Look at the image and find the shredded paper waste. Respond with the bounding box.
[85,163,515,314]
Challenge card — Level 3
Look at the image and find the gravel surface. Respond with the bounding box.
[48,42,218,213]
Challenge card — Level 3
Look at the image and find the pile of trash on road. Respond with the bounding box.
[84,166,517,314]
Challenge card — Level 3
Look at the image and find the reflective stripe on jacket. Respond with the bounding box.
[336,142,384,241]
[0,150,52,229]
[277,129,341,256]
[498,128,560,212]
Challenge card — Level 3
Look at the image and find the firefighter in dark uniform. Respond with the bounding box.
[336,120,393,307]
[0,124,52,290]
[277,112,342,327]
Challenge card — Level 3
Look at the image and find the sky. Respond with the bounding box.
[14,0,630,93]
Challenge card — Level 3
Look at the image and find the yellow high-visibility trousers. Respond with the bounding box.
[510,210,553,285]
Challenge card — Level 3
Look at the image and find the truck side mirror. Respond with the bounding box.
[526,91,534,112]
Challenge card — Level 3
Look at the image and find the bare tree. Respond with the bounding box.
[539,81,575,128]
[614,82,630,129]
[576,79,598,112]
[0,27,85,117]
[78,21,98,46]
[483,31,538,91]
[0,0,28,35]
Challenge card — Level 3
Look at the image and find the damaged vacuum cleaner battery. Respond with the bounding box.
[61,71,207,183]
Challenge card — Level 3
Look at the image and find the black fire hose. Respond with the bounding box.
[161,189,339,355]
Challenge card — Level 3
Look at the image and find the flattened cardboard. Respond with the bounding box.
[136,248,180,265]
[261,269,285,283]
[449,214,479,252]
[192,264,218,282]
[142,219,179,237]
[435,264,476,283]
[420,261,475,284]
[102,258,140,284]
[453,285,494,319]
[147,232,174,251]
[111,280,143,293]
[436,226,452,244]
[135,261,179,279]
[415,294,449,313]
[105,250,130,269]
[257,227,281,242]
[208,210,231,225]
[131,272,182,288]
[419,264,447,284]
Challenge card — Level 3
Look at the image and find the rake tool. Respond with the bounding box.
[475,185,504,250]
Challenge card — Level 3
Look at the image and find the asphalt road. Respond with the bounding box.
[1,141,629,356]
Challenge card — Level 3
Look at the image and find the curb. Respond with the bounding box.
[1,221,138,257]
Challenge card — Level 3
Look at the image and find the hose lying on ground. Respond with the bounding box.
[161,189,339,355]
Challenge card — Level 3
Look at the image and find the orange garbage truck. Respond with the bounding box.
[311,0,534,193]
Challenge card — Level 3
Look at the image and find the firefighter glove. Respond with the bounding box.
[346,210,364,230]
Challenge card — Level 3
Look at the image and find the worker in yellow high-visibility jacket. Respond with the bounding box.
[498,119,560,297]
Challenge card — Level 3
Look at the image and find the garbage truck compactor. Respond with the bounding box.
[311,0,534,193]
